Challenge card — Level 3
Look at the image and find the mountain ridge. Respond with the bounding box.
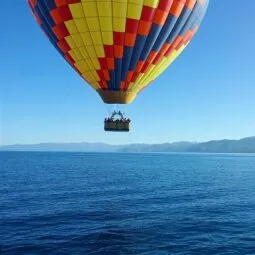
[1,137,255,153]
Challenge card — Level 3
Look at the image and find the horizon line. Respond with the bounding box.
[1,136,254,147]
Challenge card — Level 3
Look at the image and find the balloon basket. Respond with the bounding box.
[104,111,131,132]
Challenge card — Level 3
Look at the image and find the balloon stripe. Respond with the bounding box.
[121,1,144,86]
[128,3,193,90]
[132,0,208,93]
[125,0,186,90]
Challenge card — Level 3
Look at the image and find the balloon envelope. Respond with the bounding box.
[28,0,209,104]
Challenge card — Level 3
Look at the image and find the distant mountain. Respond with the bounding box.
[0,137,255,153]
[119,142,195,153]
[0,142,118,152]
[187,137,255,153]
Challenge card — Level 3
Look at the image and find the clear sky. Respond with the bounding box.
[1,1,255,145]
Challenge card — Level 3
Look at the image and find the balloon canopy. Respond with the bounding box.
[28,0,209,104]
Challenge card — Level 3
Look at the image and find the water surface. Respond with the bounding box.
[1,152,255,254]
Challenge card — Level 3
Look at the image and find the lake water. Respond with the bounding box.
[1,152,255,254]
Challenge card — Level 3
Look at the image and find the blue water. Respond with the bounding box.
[1,152,255,254]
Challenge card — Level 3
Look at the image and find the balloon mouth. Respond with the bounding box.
[97,90,137,104]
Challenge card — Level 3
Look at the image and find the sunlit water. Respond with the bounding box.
[1,152,255,254]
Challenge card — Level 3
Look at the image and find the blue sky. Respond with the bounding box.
[1,1,255,145]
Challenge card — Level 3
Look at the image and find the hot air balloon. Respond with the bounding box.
[28,0,209,132]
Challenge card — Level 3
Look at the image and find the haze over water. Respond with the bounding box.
[1,152,255,254]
